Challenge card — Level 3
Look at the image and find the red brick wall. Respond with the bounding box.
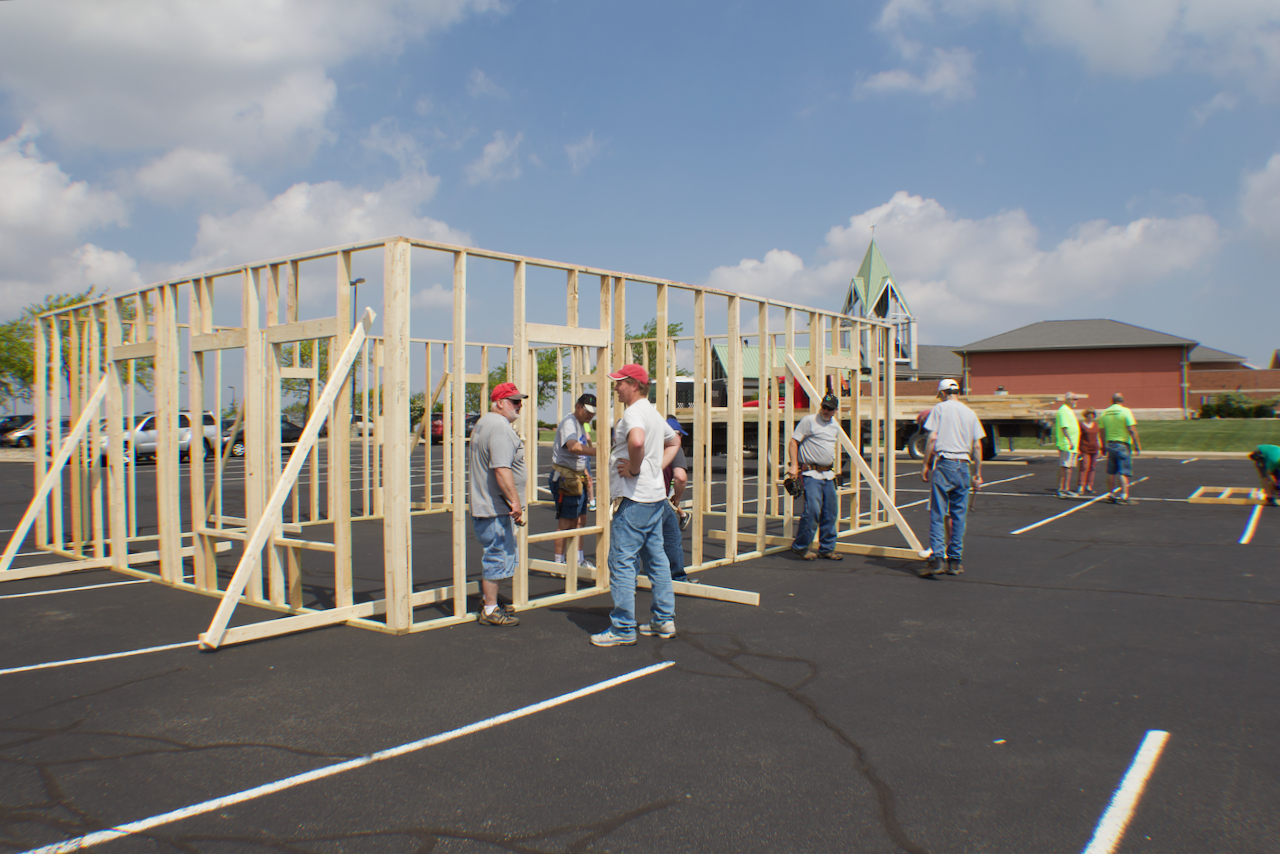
[1188,369,1280,401]
[965,346,1185,409]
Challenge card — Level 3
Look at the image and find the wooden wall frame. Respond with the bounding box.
[0,235,920,648]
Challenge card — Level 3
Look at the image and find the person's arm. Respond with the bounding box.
[788,437,801,479]
[971,438,984,487]
[564,436,594,456]
[617,426,645,479]
[670,466,688,508]
[492,466,523,525]
[922,433,936,482]
[1129,423,1141,453]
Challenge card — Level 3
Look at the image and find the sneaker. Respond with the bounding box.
[478,607,519,626]
[945,559,964,575]
[790,547,812,560]
[672,575,699,585]
[587,498,597,512]
[815,551,844,561]
[496,596,516,615]
[678,510,692,531]
[590,629,636,647]
[579,558,597,572]
[918,557,942,578]
[638,619,676,638]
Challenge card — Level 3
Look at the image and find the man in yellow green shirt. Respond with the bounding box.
[1098,393,1141,504]
[1053,392,1080,498]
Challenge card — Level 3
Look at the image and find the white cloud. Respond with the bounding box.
[179,172,469,276]
[875,0,1280,93]
[704,191,1220,344]
[0,0,506,158]
[132,148,262,206]
[1241,153,1280,244]
[465,131,523,184]
[566,132,600,174]
[857,46,976,100]
[411,283,454,309]
[1191,92,1240,125]
[466,69,508,99]
[362,119,429,173]
[0,124,135,313]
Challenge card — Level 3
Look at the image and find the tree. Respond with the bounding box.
[623,319,687,378]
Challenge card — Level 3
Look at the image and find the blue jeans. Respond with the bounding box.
[642,501,686,581]
[473,515,516,581]
[608,498,675,636]
[792,475,838,554]
[929,459,970,561]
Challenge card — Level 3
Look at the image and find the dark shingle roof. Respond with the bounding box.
[956,319,1197,353]
[906,345,963,378]
[1188,345,1244,363]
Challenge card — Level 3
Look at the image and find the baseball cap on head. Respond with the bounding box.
[576,393,597,414]
[666,415,688,436]
[938,378,960,394]
[820,394,839,411]
[608,363,650,386]
[490,382,528,402]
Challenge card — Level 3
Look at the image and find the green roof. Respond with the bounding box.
[710,345,853,380]
[843,239,910,319]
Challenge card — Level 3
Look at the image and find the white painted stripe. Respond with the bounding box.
[982,472,1034,488]
[1011,477,1150,535]
[1081,730,1170,854]
[1180,458,1198,465]
[19,661,675,854]
[1239,504,1263,545]
[0,641,198,677]
[0,580,147,601]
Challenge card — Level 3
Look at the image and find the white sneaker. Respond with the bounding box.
[579,558,596,571]
[638,619,676,638]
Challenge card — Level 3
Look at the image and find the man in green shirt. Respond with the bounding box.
[1098,392,1141,504]
[1053,392,1080,498]
[1249,444,1280,506]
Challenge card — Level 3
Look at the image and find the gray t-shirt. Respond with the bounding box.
[469,411,526,517]
[792,413,838,466]
[551,412,590,471]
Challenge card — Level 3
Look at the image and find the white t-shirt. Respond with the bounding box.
[551,412,589,471]
[609,398,677,503]
[792,413,839,480]
[922,397,986,461]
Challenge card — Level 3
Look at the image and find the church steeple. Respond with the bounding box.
[841,238,916,367]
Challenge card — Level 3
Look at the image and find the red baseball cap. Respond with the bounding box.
[608,363,650,385]
[490,382,528,402]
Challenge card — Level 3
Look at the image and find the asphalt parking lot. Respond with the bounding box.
[1,451,1277,853]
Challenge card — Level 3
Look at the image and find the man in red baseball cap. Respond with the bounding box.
[590,363,682,647]
[468,380,529,626]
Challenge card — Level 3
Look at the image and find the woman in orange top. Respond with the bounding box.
[1074,409,1101,494]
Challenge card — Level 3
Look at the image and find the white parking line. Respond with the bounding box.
[1180,458,1198,465]
[1011,477,1150,535]
[19,660,675,854]
[0,580,147,601]
[0,641,199,677]
[1081,730,1170,854]
[1239,505,1263,545]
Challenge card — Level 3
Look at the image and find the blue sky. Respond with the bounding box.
[1,0,1278,375]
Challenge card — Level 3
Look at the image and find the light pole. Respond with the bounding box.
[229,386,236,414]
[349,278,365,424]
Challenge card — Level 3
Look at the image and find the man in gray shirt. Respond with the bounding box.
[469,382,528,626]
[550,393,597,570]
[788,393,844,561]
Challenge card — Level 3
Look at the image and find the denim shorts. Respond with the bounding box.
[550,473,589,519]
[1105,442,1132,477]
[472,514,516,581]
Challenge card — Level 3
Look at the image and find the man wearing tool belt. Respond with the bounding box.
[550,393,599,571]
[788,393,844,561]
[920,378,984,577]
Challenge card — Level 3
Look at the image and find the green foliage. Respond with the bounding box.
[1199,393,1277,419]
[409,391,426,427]
[622,319,688,377]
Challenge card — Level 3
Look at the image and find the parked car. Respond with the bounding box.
[101,412,220,463]
[0,416,36,447]
[222,418,305,457]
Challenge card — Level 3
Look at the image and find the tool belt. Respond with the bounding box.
[551,463,587,496]
[801,463,833,472]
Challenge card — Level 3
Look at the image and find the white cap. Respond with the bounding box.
[938,378,960,394]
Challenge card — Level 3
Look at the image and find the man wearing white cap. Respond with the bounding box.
[590,363,681,647]
[550,393,599,570]
[920,378,985,577]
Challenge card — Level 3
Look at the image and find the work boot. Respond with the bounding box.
[945,559,963,575]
